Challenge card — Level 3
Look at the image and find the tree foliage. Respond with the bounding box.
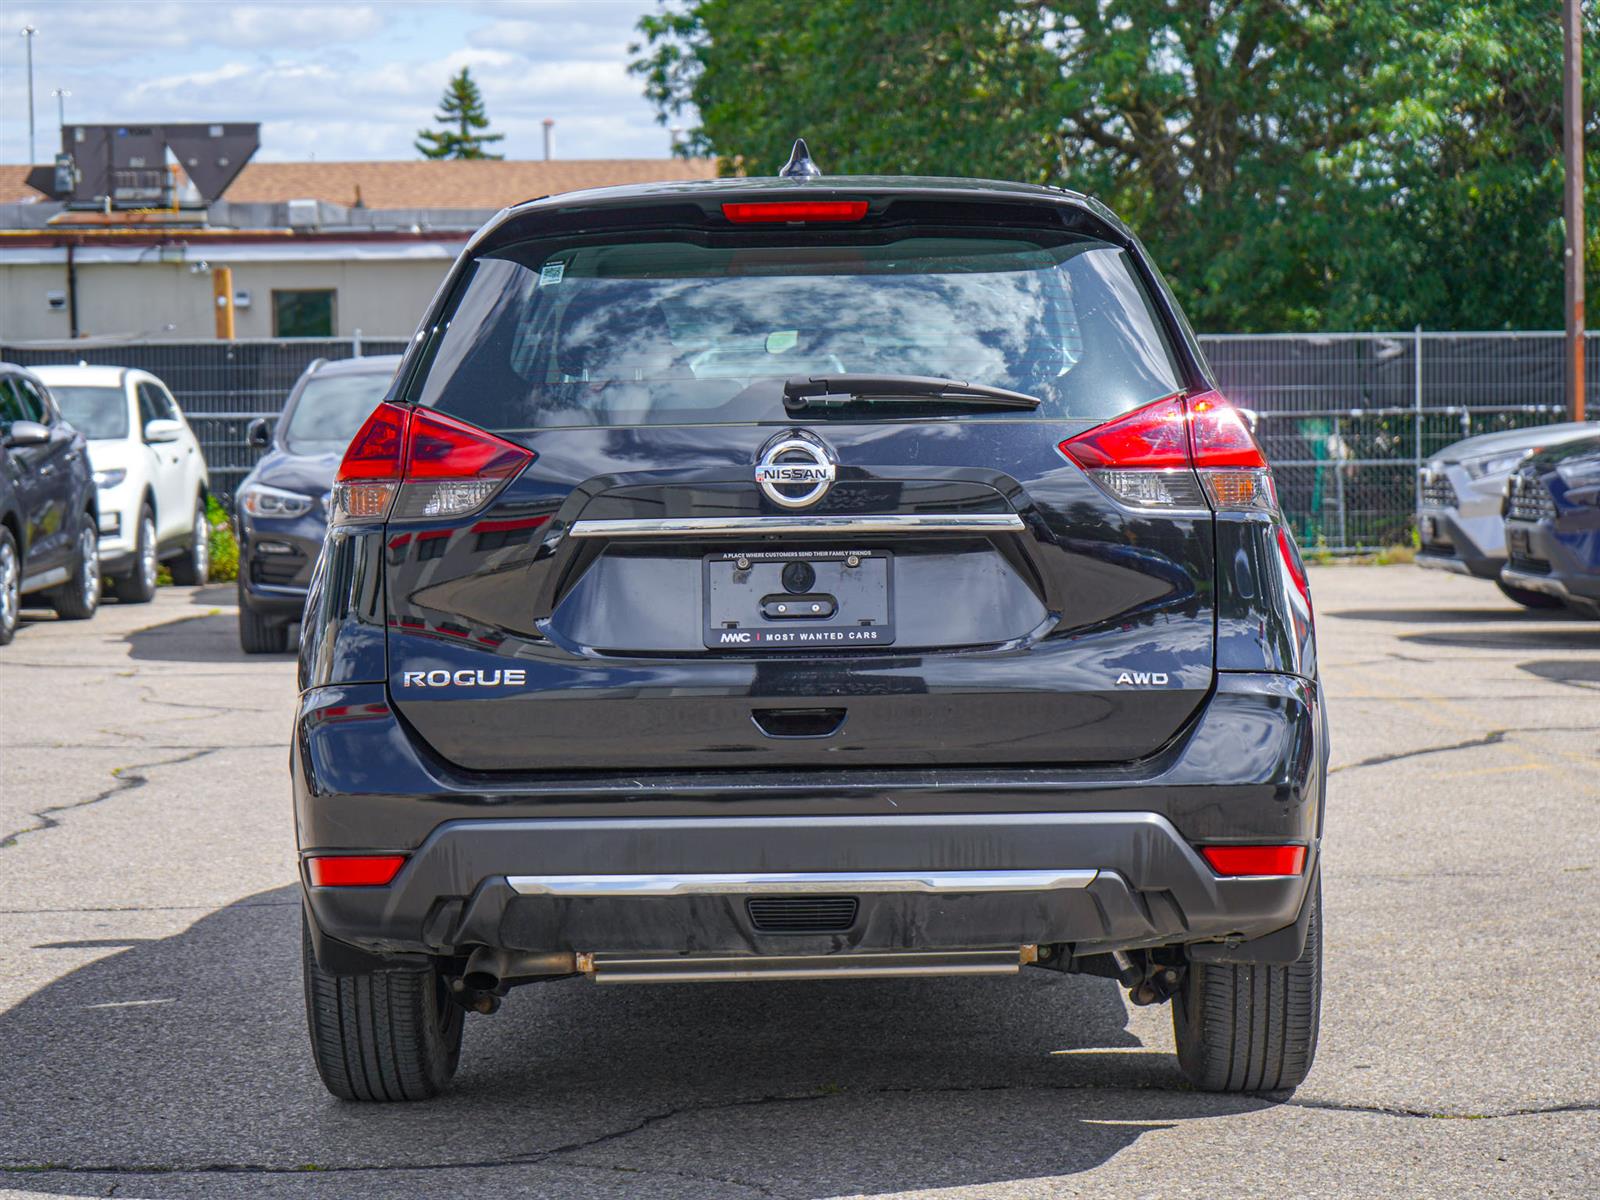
[416,67,505,161]
[632,1,1599,332]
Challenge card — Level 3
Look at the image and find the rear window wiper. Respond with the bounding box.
[782,375,1042,412]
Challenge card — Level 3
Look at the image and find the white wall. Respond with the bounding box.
[1,254,455,342]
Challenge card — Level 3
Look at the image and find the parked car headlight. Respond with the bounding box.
[240,483,315,518]
[1461,450,1530,480]
[92,468,127,489]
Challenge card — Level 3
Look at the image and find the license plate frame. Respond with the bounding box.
[703,549,895,650]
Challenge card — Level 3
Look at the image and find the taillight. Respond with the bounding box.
[331,402,535,526]
[1058,390,1275,513]
[1200,844,1307,877]
[721,200,869,223]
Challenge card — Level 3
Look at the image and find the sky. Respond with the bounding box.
[0,0,691,165]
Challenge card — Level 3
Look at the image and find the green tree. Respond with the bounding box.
[632,1,1600,332]
[416,67,505,161]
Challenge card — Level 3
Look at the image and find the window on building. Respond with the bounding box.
[272,290,336,337]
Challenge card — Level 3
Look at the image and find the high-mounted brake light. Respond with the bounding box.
[722,200,869,224]
[331,402,535,526]
[306,854,407,887]
[1058,390,1275,513]
[1200,844,1307,877]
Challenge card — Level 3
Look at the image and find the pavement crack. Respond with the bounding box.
[1331,731,1507,773]
[1285,1097,1600,1121]
[10,1087,1596,1182]
[0,748,221,849]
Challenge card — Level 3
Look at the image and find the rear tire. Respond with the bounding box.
[301,912,463,1102]
[1173,876,1322,1092]
[50,519,101,621]
[112,507,158,604]
[168,501,210,586]
[1495,579,1565,610]
[237,581,290,654]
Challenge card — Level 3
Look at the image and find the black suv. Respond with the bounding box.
[1500,432,1600,616]
[235,355,401,652]
[1,363,100,644]
[295,157,1327,1101]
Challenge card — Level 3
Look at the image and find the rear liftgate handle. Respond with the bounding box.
[751,708,847,738]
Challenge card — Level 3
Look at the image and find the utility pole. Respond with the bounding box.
[1563,0,1586,422]
[21,25,37,164]
[52,87,68,134]
[542,118,554,161]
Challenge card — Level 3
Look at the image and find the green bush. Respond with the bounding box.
[205,494,239,583]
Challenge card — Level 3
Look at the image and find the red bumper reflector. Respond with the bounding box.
[307,854,406,887]
[722,200,868,223]
[1200,844,1307,876]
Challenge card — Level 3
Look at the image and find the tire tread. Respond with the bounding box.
[1174,875,1321,1093]
[300,914,462,1102]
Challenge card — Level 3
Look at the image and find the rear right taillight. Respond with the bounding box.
[1058,391,1275,513]
[332,403,535,526]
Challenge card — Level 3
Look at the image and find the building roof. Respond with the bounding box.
[221,158,720,210]
[0,164,36,203]
[3,157,721,210]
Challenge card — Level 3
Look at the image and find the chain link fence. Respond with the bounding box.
[4,331,1594,551]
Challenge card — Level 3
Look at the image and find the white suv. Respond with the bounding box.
[31,365,211,602]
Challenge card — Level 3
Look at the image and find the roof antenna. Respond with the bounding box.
[779,138,821,180]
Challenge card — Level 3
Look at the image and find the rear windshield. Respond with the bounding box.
[282,373,393,455]
[52,386,130,440]
[413,231,1183,430]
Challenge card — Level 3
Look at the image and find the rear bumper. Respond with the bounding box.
[304,811,1317,965]
[295,670,1327,965]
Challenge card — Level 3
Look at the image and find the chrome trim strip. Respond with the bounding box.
[589,950,1025,984]
[507,868,1097,896]
[567,513,1026,538]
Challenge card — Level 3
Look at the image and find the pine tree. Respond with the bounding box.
[415,68,505,161]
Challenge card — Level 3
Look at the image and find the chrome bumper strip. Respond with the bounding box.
[566,513,1026,539]
[506,868,1097,896]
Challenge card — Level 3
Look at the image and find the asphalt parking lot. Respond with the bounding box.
[1,567,1596,1199]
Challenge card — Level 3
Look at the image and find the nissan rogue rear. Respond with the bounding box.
[294,150,1328,1101]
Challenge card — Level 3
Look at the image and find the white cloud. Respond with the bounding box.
[0,0,684,163]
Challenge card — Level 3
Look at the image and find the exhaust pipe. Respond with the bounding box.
[461,947,578,992]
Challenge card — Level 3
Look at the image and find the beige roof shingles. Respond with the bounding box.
[2,158,721,210]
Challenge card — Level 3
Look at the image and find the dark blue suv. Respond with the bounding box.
[293,164,1328,1101]
[234,356,400,652]
[1,363,100,644]
[1500,432,1600,616]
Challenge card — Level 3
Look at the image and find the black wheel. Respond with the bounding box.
[50,518,101,621]
[1495,579,1565,610]
[168,500,210,586]
[0,526,19,645]
[112,506,158,604]
[301,912,463,1102]
[237,580,290,654]
[1173,875,1322,1093]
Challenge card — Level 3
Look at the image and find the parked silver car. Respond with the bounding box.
[1416,421,1599,607]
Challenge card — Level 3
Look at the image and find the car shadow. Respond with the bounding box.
[1518,658,1600,690]
[124,611,298,663]
[0,887,1274,1196]
[1400,626,1599,652]
[1325,605,1576,624]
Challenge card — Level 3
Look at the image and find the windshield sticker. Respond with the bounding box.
[538,261,566,287]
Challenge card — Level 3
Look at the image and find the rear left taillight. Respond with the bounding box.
[1058,391,1276,513]
[332,403,535,526]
